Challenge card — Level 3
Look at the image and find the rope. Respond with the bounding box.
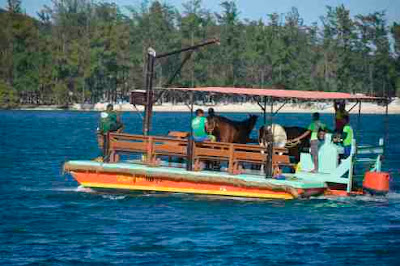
[285,139,301,148]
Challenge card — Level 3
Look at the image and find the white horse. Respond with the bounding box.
[258,124,287,172]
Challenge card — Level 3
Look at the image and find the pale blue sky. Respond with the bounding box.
[1,0,399,25]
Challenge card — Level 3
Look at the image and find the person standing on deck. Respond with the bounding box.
[334,100,348,133]
[99,104,124,134]
[293,112,327,173]
[192,109,216,142]
[98,104,124,161]
[341,114,354,158]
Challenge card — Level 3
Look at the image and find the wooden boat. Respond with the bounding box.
[64,133,328,200]
[64,86,390,200]
[63,42,391,200]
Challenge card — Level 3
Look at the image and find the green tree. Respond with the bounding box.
[0,79,17,108]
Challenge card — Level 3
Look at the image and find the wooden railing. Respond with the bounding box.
[103,132,291,175]
[108,133,187,165]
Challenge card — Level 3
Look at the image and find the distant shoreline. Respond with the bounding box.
[7,101,400,114]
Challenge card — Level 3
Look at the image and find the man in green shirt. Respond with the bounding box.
[98,104,124,161]
[192,109,216,142]
[99,104,123,134]
[294,112,327,172]
[342,115,353,158]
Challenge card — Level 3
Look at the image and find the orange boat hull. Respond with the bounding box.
[70,171,325,200]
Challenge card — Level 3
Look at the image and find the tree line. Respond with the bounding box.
[0,0,399,108]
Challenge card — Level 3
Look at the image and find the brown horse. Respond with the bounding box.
[258,125,310,162]
[207,115,258,143]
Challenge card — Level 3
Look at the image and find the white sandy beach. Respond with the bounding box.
[17,98,400,114]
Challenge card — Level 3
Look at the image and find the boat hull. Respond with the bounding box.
[71,171,300,199]
[64,161,327,200]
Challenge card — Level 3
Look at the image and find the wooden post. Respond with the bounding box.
[103,132,110,163]
[187,92,194,171]
[228,144,234,174]
[102,133,107,160]
[146,137,154,165]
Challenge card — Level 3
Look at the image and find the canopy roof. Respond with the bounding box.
[168,87,384,102]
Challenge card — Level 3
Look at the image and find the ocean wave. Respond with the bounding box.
[18,186,93,193]
[101,195,127,200]
[312,194,388,204]
[75,186,94,193]
[386,192,400,200]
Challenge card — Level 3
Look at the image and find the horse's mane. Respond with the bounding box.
[213,115,257,128]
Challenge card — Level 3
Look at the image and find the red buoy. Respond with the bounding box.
[362,172,390,195]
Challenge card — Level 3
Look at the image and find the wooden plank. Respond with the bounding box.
[153,140,188,147]
[228,144,234,174]
[272,154,291,164]
[155,144,187,155]
[168,131,189,139]
[194,147,230,158]
[195,143,231,150]
[234,151,265,162]
[109,133,190,166]
[110,133,148,140]
[110,141,148,152]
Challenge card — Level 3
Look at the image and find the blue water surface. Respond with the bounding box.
[1,110,400,265]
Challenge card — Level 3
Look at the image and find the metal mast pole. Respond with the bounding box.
[143,48,156,136]
[142,39,219,136]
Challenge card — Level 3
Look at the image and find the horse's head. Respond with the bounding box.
[247,114,258,131]
[207,114,258,143]
[206,116,218,134]
[258,125,273,147]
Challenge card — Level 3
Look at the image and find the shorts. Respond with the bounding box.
[310,139,319,158]
[194,135,215,142]
[344,145,351,158]
[109,122,123,132]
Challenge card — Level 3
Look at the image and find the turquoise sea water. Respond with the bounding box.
[1,110,400,265]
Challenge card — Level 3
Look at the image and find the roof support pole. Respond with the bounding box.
[356,101,361,141]
[263,96,267,124]
[272,101,287,116]
[348,101,359,113]
[265,97,273,178]
[256,96,267,124]
[187,92,194,171]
